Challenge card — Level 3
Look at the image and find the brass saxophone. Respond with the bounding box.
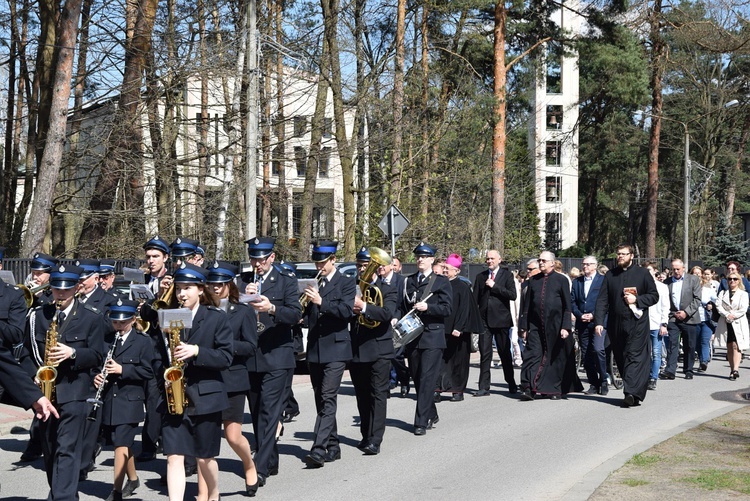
[36,301,63,402]
[163,320,187,415]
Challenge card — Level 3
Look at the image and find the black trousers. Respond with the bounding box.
[40,399,87,500]
[140,375,162,454]
[407,347,442,428]
[284,369,299,415]
[79,402,102,475]
[478,326,517,392]
[579,324,608,387]
[437,333,471,393]
[248,368,291,477]
[665,322,699,375]
[308,361,346,454]
[610,325,651,401]
[350,358,391,446]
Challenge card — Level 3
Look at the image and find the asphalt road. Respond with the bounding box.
[0,353,747,501]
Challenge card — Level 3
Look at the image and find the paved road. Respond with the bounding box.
[0,353,746,500]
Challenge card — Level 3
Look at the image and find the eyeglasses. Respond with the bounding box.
[582,262,596,266]
[527,267,537,271]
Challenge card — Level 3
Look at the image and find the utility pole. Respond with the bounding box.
[245,0,258,240]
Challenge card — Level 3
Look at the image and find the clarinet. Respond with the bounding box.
[87,332,122,421]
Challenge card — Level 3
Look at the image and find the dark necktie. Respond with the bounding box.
[418,274,424,284]
[58,312,66,324]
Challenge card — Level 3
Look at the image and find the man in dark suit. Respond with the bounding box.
[661,258,702,380]
[28,252,58,308]
[350,247,398,455]
[595,244,659,407]
[245,237,302,486]
[571,255,608,395]
[473,249,517,396]
[24,264,106,499]
[302,241,356,467]
[401,242,452,436]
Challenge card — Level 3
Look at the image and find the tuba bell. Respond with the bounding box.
[357,247,392,329]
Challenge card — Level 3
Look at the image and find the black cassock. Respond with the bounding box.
[437,278,483,393]
[519,271,580,396]
[594,265,658,401]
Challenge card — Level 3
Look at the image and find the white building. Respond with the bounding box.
[529,2,581,251]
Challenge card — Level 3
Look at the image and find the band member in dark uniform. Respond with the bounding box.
[137,235,171,462]
[278,261,302,424]
[350,247,398,455]
[171,237,206,268]
[401,242,452,436]
[245,237,302,486]
[161,263,232,501]
[0,262,26,358]
[98,259,121,297]
[302,240,355,467]
[95,299,154,501]
[24,264,106,500]
[18,253,58,462]
[0,343,58,419]
[207,261,259,496]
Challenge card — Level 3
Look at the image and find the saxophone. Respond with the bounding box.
[163,320,188,415]
[36,301,63,402]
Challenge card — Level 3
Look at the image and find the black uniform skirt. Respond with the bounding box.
[162,411,223,458]
[104,423,139,448]
[221,392,247,423]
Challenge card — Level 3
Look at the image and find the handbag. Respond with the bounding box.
[709,301,720,323]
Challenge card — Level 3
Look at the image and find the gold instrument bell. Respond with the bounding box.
[357,247,392,329]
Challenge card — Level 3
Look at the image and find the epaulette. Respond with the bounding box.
[207,305,222,312]
[81,303,102,315]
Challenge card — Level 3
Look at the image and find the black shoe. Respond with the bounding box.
[414,427,426,436]
[685,372,694,380]
[304,451,326,468]
[10,425,28,434]
[433,392,442,403]
[19,448,42,462]
[622,394,640,407]
[268,465,279,476]
[85,460,96,473]
[282,410,300,423]
[584,385,599,395]
[135,451,156,462]
[356,440,368,451]
[659,372,675,380]
[520,390,534,401]
[185,464,198,477]
[648,378,657,390]
[473,389,490,397]
[698,363,708,372]
[400,385,409,397]
[324,450,341,462]
[508,386,519,394]
[450,393,464,402]
[361,443,380,455]
[79,470,88,482]
[599,382,609,396]
[122,478,139,498]
[427,416,439,429]
[93,441,103,460]
[246,478,259,497]
[257,473,267,487]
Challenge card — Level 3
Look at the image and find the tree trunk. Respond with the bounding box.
[725,111,749,226]
[391,0,405,205]
[21,0,84,256]
[274,0,289,243]
[34,0,59,174]
[645,0,665,259]
[420,2,429,222]
[196,0,209,240]
[491,0,507,255]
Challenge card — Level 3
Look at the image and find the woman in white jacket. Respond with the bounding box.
[715,272,750,380]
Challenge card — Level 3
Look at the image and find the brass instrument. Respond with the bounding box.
[36,301,63,401]
[164,320,188,415]
[300,269,324,309]
[357,247,392,329]
[254,271,266,333]
[87,332,122,420]
[152,280,175,310]
[134,299,151,332]
[18,283,51,308]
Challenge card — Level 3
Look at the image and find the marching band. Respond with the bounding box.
[0,237,458,499]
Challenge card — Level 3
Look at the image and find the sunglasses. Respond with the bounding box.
[728,278,740,282]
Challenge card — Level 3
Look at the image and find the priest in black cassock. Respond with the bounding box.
[435,254,484,402]
[518,251,574,400]
[594,243,659,407]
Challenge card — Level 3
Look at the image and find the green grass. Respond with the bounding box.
[627,453,662,467]
[621,479,650,487]
[684,469,750,494]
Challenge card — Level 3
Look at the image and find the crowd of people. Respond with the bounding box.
[0,239,747,500]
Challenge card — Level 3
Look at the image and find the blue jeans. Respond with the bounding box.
[698,321,715,364]
[650,329,662,380]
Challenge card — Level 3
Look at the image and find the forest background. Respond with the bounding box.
[1,0,749,265]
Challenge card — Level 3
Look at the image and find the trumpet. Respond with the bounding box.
[254,271,266,333]
[87,331,122,421]
[18,282,51,308]
[300,270,324,309]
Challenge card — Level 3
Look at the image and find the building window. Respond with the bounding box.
[293,116,307,137]
[546,44,562,94]
[292,192,333,239]
[546,105,562,130]
[546,176,562,202]
[546,141,561,166]
[319,147,330,178]
[272,145,284,176]
[545,212,562,251]
[295,147,306,177]
[323,117,333,138]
